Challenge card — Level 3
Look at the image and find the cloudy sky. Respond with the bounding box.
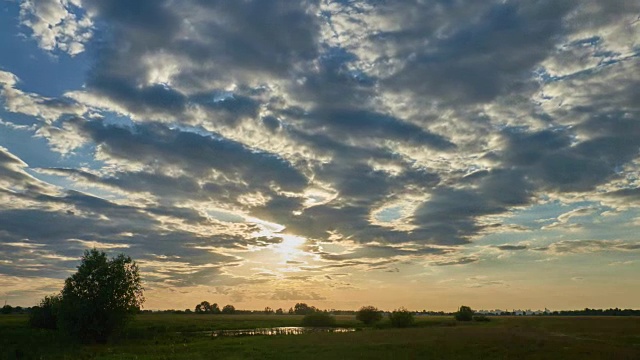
[1,0,639,311]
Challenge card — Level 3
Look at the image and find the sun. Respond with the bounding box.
[275,235,306,259]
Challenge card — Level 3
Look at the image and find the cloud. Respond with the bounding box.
[19,0,93,56]
[270,289,326,301]
[495,244,528,251]
[432,256,479,267]
[537,240,640,254]
[2,0,640,307]
[542,207,598,230]
[0,70,86,123]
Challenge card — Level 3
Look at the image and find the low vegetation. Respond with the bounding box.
[356,306,383,325]
[3,314,640,359]
[454,305,474,322]
[301,312,337,327]
[389,307,415,328]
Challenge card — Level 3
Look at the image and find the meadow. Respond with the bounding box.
[1,314,639,359]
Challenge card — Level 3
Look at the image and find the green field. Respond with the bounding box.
[1,314,639,359]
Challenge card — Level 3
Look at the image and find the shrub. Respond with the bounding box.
[454,305,474,321]
[473,315,491,322]
[29,295,61,329]
[58,249,144,343]
[389,308,414,328]
[222,304,236,314]
[302,312,336,327]
[356,306,383,325]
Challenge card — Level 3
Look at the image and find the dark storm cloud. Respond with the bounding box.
[0,197,245,282]
[499,111,640,193]
[316,244,453,262]
[432,256,479,266]
[0,148,251,283]
[495,244,528,251]
[82,0,321,91]
[299,109,456,150]
[539,240,640,254]
[69,118,308,193]
[3,0,640,284]
[380,0,574,104]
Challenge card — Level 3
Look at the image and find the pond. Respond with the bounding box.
[211,327,357,338]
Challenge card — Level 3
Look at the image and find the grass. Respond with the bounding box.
[1,314,639,359]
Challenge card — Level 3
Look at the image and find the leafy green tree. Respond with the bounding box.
[195,301,212,313]
[222,304,236,314]
[294,303,317,315]
[1,305,12,314]
[275,308,284,315]
[389,308,414,328]
[212,303,221,314]
[455,305,474,321]
[29,294,61,329]
[356,306,383,325]
[58,249,144,343]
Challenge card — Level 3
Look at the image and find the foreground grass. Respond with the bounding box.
[2,314,639,359]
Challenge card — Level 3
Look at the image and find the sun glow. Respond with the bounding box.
[275,235,306,259]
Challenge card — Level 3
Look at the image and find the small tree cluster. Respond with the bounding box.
[195,301,220,314]
[294,302,317,315]
[29,249,145,343]
[222,304,236,314]
[356,306,383,325]
[454,305,474,321]
[28,295,61,329]
[389,308,415,328]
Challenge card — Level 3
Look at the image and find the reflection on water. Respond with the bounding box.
[211,327,356,338]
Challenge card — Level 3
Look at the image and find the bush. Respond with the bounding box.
[29,295,61,329]
[454,305,474,321]
[222,304,236,314]
[473,315,491,322]
[302,312,336,327]
[389,308,414,328]
[356,306,383,325]
[58,249,144,343]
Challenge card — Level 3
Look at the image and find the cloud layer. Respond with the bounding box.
[1,0,640,309]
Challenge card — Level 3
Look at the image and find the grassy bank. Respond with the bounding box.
[2,314,639,359]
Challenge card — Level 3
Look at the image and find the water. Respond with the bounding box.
[211,327,356,338]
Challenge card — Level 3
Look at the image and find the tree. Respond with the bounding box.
[356,306,383,325]
[294,303,316,315]
[29,294,61,329]
[57,249,144,343]
[275,308,284,315]
[1,305,12,315]
[264,306,274,314]
[222,304,236,314]
[455,305,474,321]
[211,303,221,314]
[389,308,414,328]
[195,301,212,314]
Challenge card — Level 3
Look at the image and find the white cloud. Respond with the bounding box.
[19,0,93,56]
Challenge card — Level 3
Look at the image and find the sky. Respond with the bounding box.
[0,0,639,312]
